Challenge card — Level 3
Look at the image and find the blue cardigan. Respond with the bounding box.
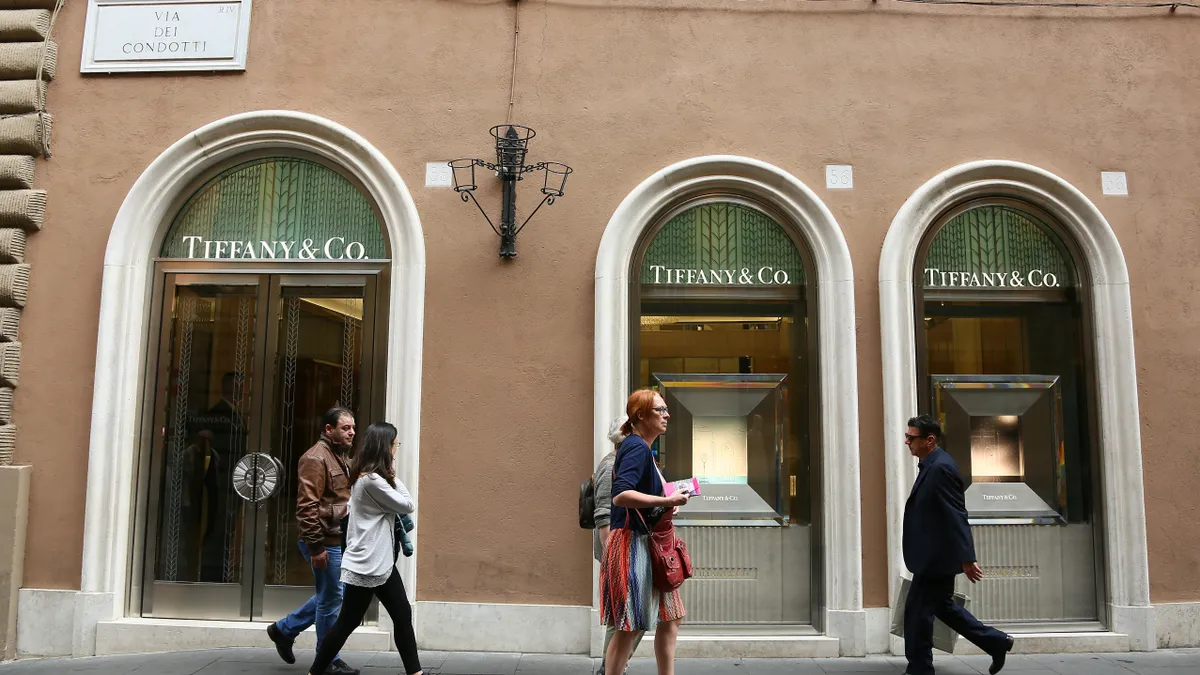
[609,434,664,534]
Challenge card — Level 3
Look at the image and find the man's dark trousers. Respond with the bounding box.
[903,573,1008,674]
[903,447,1009,674]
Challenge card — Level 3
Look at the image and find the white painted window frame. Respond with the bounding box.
[72,110,425,656]
[592,156,867,655]
[878,160,1154,651]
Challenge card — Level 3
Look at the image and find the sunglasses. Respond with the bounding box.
[904,433,929,442]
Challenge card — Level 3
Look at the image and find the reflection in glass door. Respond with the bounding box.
[140,273,378,621]
[259,279,376,619]
[141,278,265,619]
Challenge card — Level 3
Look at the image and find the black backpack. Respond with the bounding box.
[579,475,596,529]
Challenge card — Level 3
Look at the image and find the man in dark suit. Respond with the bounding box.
[902,415,1014,675]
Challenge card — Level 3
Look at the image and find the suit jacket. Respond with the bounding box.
[903,448,977,576]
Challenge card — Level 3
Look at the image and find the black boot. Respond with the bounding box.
[265,623,296,665]
[989,634,1015,674]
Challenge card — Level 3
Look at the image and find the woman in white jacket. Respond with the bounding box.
[308,422,422,675]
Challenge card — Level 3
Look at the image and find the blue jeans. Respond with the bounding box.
[275,541,343,659]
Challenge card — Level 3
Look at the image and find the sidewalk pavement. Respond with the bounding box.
[2,648,1200,675]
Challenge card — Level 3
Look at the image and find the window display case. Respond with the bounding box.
[653,373,789,522]
[649,372,811,624]
[931,374,1066,523]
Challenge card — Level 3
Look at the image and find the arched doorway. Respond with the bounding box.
[75,112,425,655]
[880,161,1153,651]
[595,156,866,654]
[132,155,391,620]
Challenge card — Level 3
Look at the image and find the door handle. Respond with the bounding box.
[233,452,284,506]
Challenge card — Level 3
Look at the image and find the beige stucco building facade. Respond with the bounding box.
[2,0,1198,661]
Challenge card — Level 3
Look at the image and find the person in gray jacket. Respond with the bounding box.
[594,415,644,675]
[307,422,423,675]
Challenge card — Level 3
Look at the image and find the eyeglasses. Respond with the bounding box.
[903,433,926,442]
[652,406,670,415]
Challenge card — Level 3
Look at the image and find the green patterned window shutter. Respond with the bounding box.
[924,205,1074,289]
[160,157,387,260]
[640,203,806,285]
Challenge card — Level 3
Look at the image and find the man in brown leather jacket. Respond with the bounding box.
[267,406,360,675]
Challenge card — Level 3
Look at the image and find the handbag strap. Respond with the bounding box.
[632,499,676,547]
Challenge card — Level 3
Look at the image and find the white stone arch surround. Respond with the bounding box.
[594,156,866,655]
[72,111,425,655]
[879,160,1154,651]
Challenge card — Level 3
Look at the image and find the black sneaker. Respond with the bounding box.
[326,658,360,675]
[265,623,295,665]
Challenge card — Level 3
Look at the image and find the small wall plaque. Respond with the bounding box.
[825,164,853,190]
[425,162,452,188]
[1100,171,1128,196]
[82,0,253,74]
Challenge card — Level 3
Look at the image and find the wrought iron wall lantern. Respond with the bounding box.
[450,124,573,258]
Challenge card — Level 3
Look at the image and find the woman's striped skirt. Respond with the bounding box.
[599,527,686,631]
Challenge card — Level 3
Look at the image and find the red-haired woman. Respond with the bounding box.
[599,388,692,675]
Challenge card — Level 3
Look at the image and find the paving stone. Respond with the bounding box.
[437,650,521,675]
[515,653,595,674]
[367,649,449,669]
[733,659,831,675]
[1105,651,1200,668]
[130,651,225,675]
[191,661,295,674]
[815,655,906,671]
[956,653,1045,671]
[211,648,291,663]
[1030,653,1140,675]
[0,657,142,674]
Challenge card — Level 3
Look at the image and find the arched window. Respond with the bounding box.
[630,199,820,626]
[160,157,388,260]
[915,200,1102,626]
[640,202,806,286]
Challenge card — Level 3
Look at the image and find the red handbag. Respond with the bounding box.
[635,508,693,592]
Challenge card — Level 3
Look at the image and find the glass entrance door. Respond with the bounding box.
[139,272,378,620]
[258,277,378,619]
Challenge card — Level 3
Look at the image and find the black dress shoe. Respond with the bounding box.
[326,658,360,675]
[265,623,295,665]
[989,634,1015,674]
